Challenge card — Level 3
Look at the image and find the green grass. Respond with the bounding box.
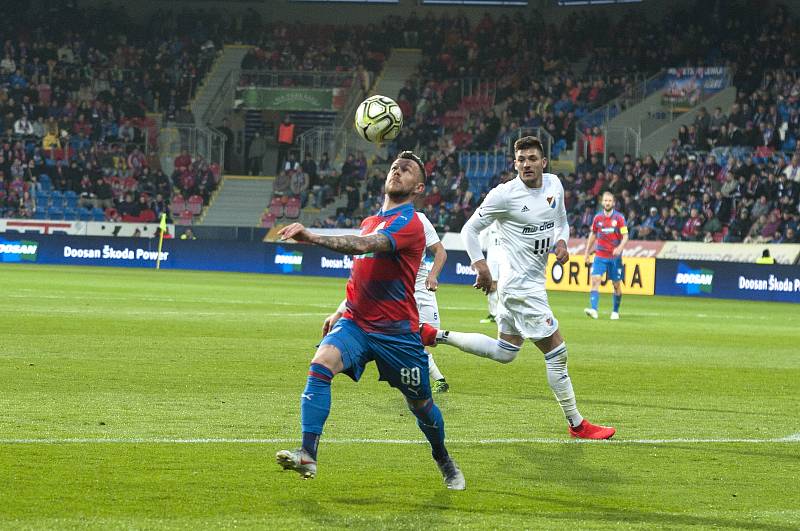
[1,264,799,530]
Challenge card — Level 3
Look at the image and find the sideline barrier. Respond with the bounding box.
[3,233,798,303]
[655,259,800,303]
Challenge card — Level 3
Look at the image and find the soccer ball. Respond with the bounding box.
[354,95,403,143]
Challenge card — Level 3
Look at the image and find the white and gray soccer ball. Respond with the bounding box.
[354,95,403,143]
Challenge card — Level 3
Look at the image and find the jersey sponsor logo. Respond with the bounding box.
[522,221,555,235]
[521,205,530,212]
[612,220,618,227]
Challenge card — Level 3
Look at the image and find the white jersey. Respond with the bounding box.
[414,211,440,294]
[479,221,502,253]
[462,174,569,295]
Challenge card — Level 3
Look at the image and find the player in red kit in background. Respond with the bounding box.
[584,191,629,320]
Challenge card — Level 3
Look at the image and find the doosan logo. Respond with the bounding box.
[0,239,39,262]
[674,263,714,294]
[275,246,303,273]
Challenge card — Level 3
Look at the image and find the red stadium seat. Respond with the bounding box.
[269,197,284,217]
[284,197,301,219]
[170,195,186,214]
[261,212,277,228]
[176,209,194,225]
[187,195,203,215]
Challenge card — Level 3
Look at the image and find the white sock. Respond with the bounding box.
[544,342,583,428]
[438,330,520,364]
[487,290,498,316]
[427,351,445,381]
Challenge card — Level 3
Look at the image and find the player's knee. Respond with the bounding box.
[310,345,343,375]
[493,340,520,363]
[406,397,431,412]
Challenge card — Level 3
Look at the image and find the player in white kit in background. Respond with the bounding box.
[420,136,615,439]
[323,211,450,392]
[478,220,502,324]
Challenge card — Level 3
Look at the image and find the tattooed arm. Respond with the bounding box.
[278,222,392,254]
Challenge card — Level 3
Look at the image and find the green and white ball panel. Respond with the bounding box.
[354,95,403,143]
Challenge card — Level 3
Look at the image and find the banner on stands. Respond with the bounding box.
[545,255,656,295]
[655,259,800,303]
[236,88,338,111]
[662,67,728,108]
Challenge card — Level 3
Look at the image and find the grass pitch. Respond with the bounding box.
[1,264,798,530]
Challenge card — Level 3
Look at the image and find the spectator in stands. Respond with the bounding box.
[290,168,310,207]
[247,132,267,176]
[273,169,292,197]
[276,115,295,173]
[782,154,800,182]
[283,152,301,174]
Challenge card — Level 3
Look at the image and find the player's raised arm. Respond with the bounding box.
[278,222,392,254]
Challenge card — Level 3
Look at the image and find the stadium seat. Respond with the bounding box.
[91,207,106,221]
[64,191,78,209]
[284,197,301,219]
[170,195,186,214]
[261,212,277,228]
[63,208,78,221]
[269,197,284,217]
[187,195,203,215]
[176,209,194,225]
[78,208,92,221]
[50,191,64,208]
[47,206,64,220]
[33,208,47,219]
[35,191,50,207]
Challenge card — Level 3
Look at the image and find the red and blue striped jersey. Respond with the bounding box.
[590,210,628,259]
[343,203,425,334]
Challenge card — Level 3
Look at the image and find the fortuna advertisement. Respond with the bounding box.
[546,255,657,295]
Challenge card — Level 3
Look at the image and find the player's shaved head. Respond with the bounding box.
[397,151,426,183]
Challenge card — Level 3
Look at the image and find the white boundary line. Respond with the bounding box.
[2,434,799,445]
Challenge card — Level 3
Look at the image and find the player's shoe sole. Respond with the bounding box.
[432,379,449,393]
[610,312,620,320]
[276,448,317,479]
[436,456,466,490]
[584,308,598,319]
[568,420,616,440]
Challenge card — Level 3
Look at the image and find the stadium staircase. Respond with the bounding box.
[198,176,274,227]
[191,45,251,126]
[357,49,423,163]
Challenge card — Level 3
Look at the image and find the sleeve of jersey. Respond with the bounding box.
[417,212,440,247]
[378,213,417,251]
[462,189,505,264]
[618,214,629,235]
[553,182,570,247]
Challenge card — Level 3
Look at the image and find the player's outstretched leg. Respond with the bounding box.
[420,324,520,364]
[276,362,334,479]
[408,397,465,490]
[538,337,615,440]
[427,351,449,392]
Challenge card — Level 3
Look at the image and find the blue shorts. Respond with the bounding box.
[591,256,624,282]
[320,318,431,400]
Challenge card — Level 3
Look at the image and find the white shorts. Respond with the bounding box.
[415,291,440,327]
[496,290,558,341]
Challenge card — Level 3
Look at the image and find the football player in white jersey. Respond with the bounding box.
[421,136,615,439]
[478,220,503,324]
[323,211,451,392]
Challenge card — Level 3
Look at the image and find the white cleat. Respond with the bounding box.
[584,308,598,319]
[436,456,466,490]
[610,312,620,320]
[276,448,317,479]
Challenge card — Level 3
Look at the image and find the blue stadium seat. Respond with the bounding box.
[64,191,78,209]
[50,191,64,208]
[63,208,78,221]
[47,206,64,220]
[33,208,47,219]
[78,208,92,221]
[92,207,106,221]
[35,191,50,207]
